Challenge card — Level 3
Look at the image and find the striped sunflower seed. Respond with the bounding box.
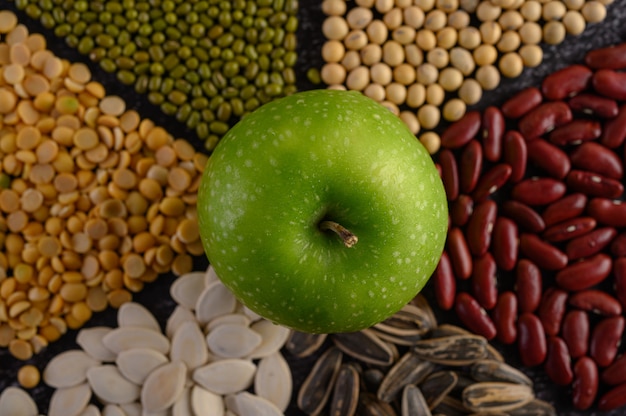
[419,370,459,409]
[413,334,488,366]
[329,364,360,416]
[297,346,343,415]
[285,331,327,358]
[470,359,533,386]
[332,329,395,367]
[371,303,434,345]
[462,382,534,413]
[401,384,432,416]
[377,351,436,403]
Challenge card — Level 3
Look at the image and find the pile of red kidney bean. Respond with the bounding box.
[431,41,626,411]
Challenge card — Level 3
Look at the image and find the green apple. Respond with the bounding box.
[197,89,447,333]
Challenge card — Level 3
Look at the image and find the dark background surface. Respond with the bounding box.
[1,0,626,414]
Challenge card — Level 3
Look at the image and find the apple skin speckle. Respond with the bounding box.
[198,90,447,334]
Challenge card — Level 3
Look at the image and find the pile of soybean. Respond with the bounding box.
[12,0,299,151]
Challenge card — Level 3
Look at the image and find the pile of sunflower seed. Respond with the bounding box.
[287,295,556,416]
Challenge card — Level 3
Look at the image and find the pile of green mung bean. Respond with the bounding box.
[12,0,299,151]
[318,0,614,154]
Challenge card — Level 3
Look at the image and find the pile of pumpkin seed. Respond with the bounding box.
[11,0,299,151]
[287,294,556,416]
[0,265,293,415]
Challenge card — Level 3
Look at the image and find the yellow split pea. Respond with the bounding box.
[0,11,208,360]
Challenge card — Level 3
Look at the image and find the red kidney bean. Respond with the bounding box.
[569,290,623,316]
[566,170,624,199]
[471,163,512,202]
[517,312,547,367]
[541,64,593,101]
[491,217,518,271]
[492,291,517,344]
[515,259,542,313]
[439,149,459,201]
[587,198,626,228]
[565,227,617,261]
[602,354,626,386]
[502,130,527,183]
[568,93,619,118]
[542,193,587,227]
[598,382,626,411]
[459,139,483,194]
[589,316,625,368]
[613,258,626,309]
[570,141,623,180]
[519,233,568,271]
[549,119,602,146]
[466,200,497,257]
[526,138,571,179]
[544,336,574,386]
[433,251,456,311]
[447,227,472,280]
[561,310,589,359]
[572,356,598,410]
[518,101,572,140]
[592,69,626,101]
[542,216,597,243]
[585,42,626,69]
[471,253,498,310]
[501,86,543,119]
[511,177,567,206]
[440,110,481,149]
[600,104,626,148]
[555,253,612,291]
[537,287,568,336]
[481,106,504,162]
[455,292,497,340]
[611,232,626,257]
[450,194,474,227]
[501,200,545,233]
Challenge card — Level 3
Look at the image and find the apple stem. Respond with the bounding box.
[320,220,358,248]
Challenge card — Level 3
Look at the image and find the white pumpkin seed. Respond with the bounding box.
[116,348,169,385]
[117,303,161,332]
[48,383,91,416]
[43,350,101,388]
[86,365,141,404]
[142,410,169,416]
[171,387,192,416]
[102,327,170,355]
[102,404,126,416]
[206,323,262,359]
[193,359,256,395]
[195,280,237,325]
[191,386,224,416]
[170,321,209,370]
[0,387,38,416]
[233,392,283,416]
[79,404,102,416]
[119,402,142,416]
[204,265,219,286]
[171,271,207,310]
[77,327,117,362]
[248,320,291,359]
[166,306,197,339]
[141,361,187,413]
[206,313,251,332]
[255,352,292,412]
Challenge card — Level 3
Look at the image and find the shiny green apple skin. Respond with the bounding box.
[198,89,447,333]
